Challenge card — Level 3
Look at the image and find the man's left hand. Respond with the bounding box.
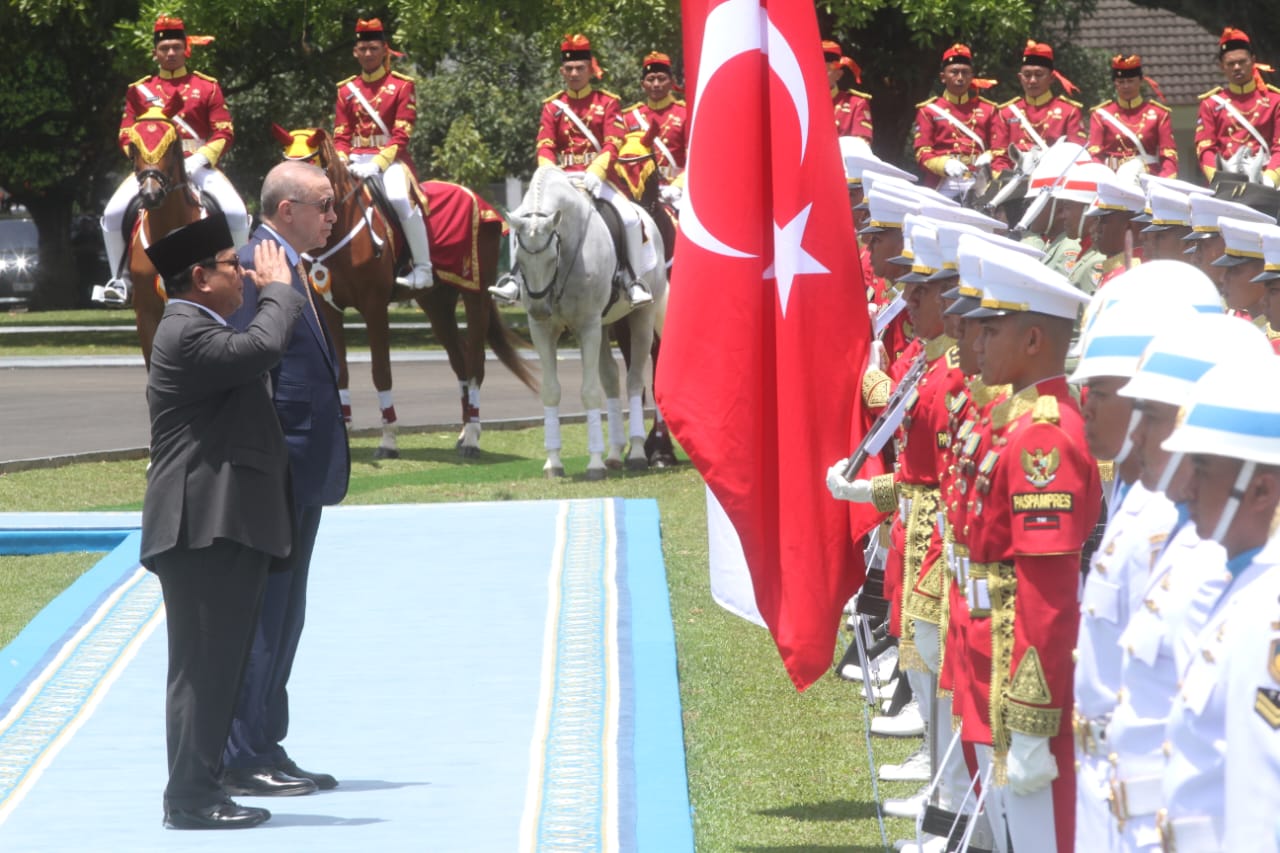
[184,153,209,177]
[349,161,381,180]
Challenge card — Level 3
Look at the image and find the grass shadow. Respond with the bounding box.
[756,799,886,823]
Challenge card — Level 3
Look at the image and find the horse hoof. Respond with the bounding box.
[585,468,607,482]
[625,457,649,471]
[545,466,566,479]
[458,445,479,459]
[373,447,400,460]
[650,452,678,468]
[605,458,624,470]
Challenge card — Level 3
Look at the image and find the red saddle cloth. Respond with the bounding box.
[420,181,507,291]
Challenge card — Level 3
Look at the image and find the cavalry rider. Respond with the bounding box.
[825,41,873,147]
[1195,27,1280,186]
[99,15,247,306]
[334,18,433,290]
[1087,55,1178,180]
[621,51,686,185]
[490,34,654,308]
[989,41,1085,177]
[912,43,998,201]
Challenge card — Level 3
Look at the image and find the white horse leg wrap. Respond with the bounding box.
[629,394,645,438]
[468,381,480,422]
[586,409,605,454]
[606,398,623,446]
[543,406,561,451]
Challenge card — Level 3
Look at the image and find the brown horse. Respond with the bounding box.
[123,95,205,367]
[273,126,536,458]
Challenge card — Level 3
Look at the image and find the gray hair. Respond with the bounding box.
[260,161,328,224]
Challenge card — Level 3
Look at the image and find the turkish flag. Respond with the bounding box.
[656,0,874,690]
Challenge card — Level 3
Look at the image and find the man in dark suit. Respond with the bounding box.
[140,213,305,829]
[223,160,350,796]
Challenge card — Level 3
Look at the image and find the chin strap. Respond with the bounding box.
[1114,409,1142,465]
[1211,460,1257,544]
[1155,451,1182,496]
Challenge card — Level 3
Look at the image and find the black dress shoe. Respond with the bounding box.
[222,766,318,797]
[279,757,338,790]
[164,799,271,829]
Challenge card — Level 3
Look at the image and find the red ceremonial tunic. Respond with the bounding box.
[620,95,687,179]
[1194,80,1280,178]
[1087,97,1178,177]
[989,92,1085,175]
[912,91,998,189]
[960,377,1101,852]
[536,85,623,171]
[118,66,234,164]
[833,88,873,143]
[334,66,418,174]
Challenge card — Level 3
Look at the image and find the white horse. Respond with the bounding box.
[507,165,668,479]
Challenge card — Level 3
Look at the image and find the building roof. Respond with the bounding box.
[1071,0,1220,106]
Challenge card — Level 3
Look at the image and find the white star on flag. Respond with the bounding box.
[765,203,828,316]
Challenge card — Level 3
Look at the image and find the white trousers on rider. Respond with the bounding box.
[101,166,248,278]
[596,181,657,277]
[350,155,432,270]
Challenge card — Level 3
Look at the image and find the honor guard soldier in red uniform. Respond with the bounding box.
[1195,28,1280,185]
[955,235,1101,853]
[491,34,652,308]
[913,44,998,200]
[1088,55,1178,181]
[824,41,873,148]
[99,15,246,306]
[620,52,686,185]
[334,18,434,289]
[990,41,1085,178]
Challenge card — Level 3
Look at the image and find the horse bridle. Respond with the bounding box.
[135,165,190,203]
[517,212,589,303]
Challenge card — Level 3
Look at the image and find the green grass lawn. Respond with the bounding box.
[0,426,917,850]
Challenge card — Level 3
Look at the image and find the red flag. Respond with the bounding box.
[656,0,874,690]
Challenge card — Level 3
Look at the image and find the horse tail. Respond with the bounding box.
[487,303,539,392]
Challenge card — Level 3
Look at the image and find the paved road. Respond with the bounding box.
[0,350,606,467]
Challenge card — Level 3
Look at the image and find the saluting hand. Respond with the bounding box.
[246,240,293,291]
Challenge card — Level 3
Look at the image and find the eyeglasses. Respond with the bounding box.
[289,196,335,214]
[202,255,243,272]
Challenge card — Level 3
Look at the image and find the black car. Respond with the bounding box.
[0,216,38,303]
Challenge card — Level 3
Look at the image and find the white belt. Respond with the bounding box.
[955,554,971,588]
[558,152,594,167]
[1109,773,1161,820]
[966,577,990,614]
[352,133,389,149]
[1158,813,1220,853]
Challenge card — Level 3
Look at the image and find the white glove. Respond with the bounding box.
[183,152,209,177]
[974,151,993,168]
[659,183,683,205]
[867,339,888,372]
[581,170,603,197]
[1006,732,1059,795]
[943,157,968,178]
[826,461,874,503]
[349,160,382,179]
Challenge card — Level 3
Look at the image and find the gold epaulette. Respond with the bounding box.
[1060,96,1083,109]
[130,74,153,87]
[192,70,218,83]
[1091,99,1115,112]
[978,96,999,107]
[992,385,1040,429]
[542,91,564,104]
[916,96,937,109]
[1032,395,1060,425]
[600,88,622,100]
[337,74,358,86]
[1198,86,1224,100]
[391,70,416,83]
[998,97,1019,109]
[1268,84,1280,96]
[848,88,873,100]
[623,101,644,113]
[1149,100,1172,113]
[946,346,960,369]
[924,334,957,361]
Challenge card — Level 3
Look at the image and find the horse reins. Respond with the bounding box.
[518,193,593,303]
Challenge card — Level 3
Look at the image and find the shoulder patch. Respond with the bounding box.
[978,96,998,107]
[1257,688,1280,729]
[130,74,153,86]
[946,346,960,369]
[999,97,1019,108]
[1008,648,1052,705]
[624,101,644,113]
[191,70,218,83]
[1032,395,1060,425]
[916,97,937,109]
[337,74,357,86]
[1149,100,1171,113]
[1021,446,1061,488]
[543,91,565,104]
[1091,99,1115,111]
[1198,86,1224,100]
[599,88,622,101]
[1060,97,1083,109]
[390,70,416,82]
[848,88,873,100]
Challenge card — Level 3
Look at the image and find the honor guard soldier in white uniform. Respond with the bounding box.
[1104,310,1269,851]
[98,16,248,305]
[1157,353,1280,853]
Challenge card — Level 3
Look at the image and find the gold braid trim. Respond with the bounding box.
[903,487,943,625]
[924,334,958,361]
[986,560,1018,768]
[1006,647,1062,736]
[870,474,899,513]
[863,368,891,408]
[937,524,955,698]
[992,385,1041,430]
[1005,701,1062,737]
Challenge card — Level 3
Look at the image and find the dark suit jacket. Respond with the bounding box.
[140,283,307,567]
[230,225,349,507]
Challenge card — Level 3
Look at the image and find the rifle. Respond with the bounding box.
[841,350,928,480]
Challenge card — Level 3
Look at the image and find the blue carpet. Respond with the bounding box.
[0,500,692,852]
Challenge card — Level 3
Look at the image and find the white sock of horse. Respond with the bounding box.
[543,406,561,451]
[628,394,645,440]
[468,381,480,423]
[378,389,396,425]
[586,409,605,454]
[606,398,623,448]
